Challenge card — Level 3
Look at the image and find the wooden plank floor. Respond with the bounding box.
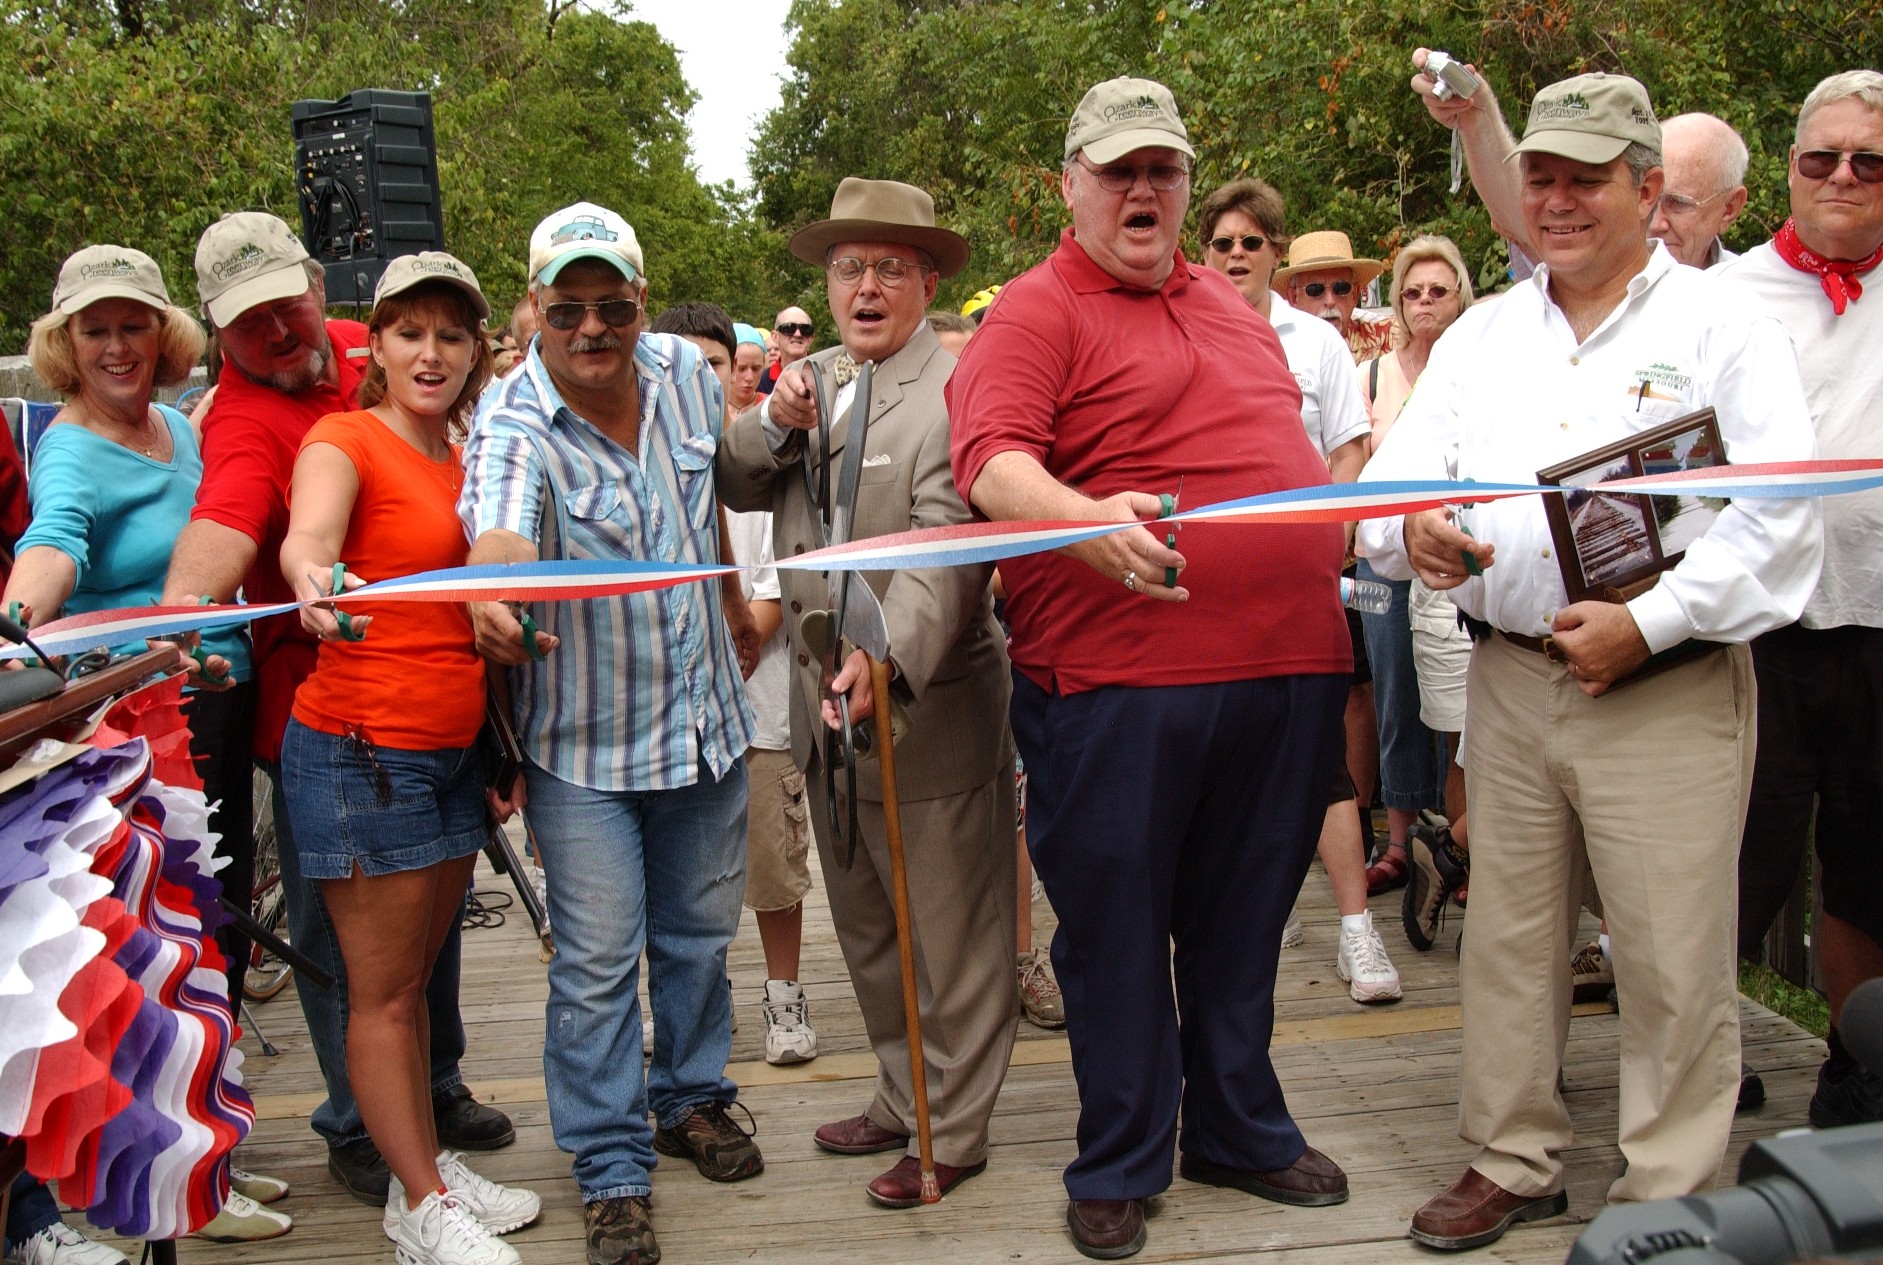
[164,835,1824,1265]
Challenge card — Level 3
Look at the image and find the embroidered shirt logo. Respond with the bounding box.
[1633,361,1693,393]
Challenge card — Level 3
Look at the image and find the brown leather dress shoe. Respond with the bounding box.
[1179,1145,1349,1206]
[1409,1167,1568,1250]
[813,1113,909,1155]
[864,1155,986,1208]
[1066,1199,1146,1260]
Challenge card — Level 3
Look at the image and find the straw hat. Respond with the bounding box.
[789,178,971,279]
[1270,230,1385,288]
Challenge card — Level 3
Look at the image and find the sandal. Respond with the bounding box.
[1365,844,1409,896]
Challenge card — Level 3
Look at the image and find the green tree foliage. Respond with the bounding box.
[752,0,1879,310]
[0,0,793,353]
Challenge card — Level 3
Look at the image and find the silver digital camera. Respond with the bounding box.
[1425,51,1481,101]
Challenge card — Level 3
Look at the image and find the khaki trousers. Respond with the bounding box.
[807,767,1018,1168]
[1459,635,1754,1203]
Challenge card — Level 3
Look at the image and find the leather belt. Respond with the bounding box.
[1495,628,1568,663]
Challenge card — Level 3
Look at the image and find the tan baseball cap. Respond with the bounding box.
[1064,76,1195,166]
[528,202,643,287]
[1510,73,1662,166]
[51,245,170,316]
[195,211,313,327]
[373,251,491,321]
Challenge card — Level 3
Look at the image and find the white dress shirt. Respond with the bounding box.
[1358,242,1822,653]
[1267,292,1371,459]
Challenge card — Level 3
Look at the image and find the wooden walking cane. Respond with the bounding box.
[868,653,940,1202]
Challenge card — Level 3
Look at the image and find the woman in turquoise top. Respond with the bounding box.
[8,244,288,1241]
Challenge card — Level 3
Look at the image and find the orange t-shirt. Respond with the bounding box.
[290,410,484,750]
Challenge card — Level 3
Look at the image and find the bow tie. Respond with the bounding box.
[831,353,860,387]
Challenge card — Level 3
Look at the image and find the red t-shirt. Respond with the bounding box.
[948,229,1350,693]
[192,320,367,760]
[290,411,483,750]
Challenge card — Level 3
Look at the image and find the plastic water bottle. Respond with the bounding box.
[1341,577,1392,615]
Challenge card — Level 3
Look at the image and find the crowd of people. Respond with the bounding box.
[0,47,1878,1265]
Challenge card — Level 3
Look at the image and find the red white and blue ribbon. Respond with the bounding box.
[5,461,1880,661]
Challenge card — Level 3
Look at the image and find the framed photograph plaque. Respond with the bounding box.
[1537,409,1729,604]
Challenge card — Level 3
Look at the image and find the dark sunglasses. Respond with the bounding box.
[1207,234,1268,255]
[1400,284,1454,303]
[1797,149,1883,183]
[777,322,815,338]
[541,299,641,331]
[1302,279,1354,298]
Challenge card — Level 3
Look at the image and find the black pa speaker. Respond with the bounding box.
[290,89,446,305]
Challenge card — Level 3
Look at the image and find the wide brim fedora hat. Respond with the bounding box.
[1270,229,1386,288]
[788,178,971,279]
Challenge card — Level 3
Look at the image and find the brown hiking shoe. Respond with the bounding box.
[585,1195,658,1265]
[653,1101,764,1182]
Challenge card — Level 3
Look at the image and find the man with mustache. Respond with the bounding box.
[459,202,760,1265]
[1274,231,1393,364]
[164,211,512,1207]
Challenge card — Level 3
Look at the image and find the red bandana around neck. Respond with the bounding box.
[1773,218,1883,315]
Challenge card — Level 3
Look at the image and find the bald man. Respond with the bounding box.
[1651,113,1751,269]
[760,305,816,394]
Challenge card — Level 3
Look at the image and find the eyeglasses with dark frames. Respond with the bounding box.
[1796,149,1883,184]
[1075,157,1190,193]
[1207,234,1268,255]
[541,298,641,331]
[776,322,815,338]
[826,257,931,287]
[1301,280,1354,298]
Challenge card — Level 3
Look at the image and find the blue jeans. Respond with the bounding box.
[262,760,469,1147]
[524,755,748,1202]
[1355,558,1441,813]
[4,1174,59,1251]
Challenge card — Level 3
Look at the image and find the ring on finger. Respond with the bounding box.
[1122,570,1139,592]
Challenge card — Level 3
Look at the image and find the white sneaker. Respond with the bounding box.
[384,1152,542,1239]
[1281,903,1306,949]
[389,1190,521,1265]
[9,1224,128,1265]
[762,979,818,1065]
[230,1166,289,1204]
[192,1190,292,1242]
[1336,911,1403,1004]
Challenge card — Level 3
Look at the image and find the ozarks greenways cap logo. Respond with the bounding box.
[78,257,139,281]
[211,243,267,281]
[1103,94,1164,123]
[409,256,468,279]
[1533,90,1591,122]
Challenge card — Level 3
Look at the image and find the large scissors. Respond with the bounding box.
[799,358,892,871]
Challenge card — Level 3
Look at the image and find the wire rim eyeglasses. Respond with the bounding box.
[541,299,641,331]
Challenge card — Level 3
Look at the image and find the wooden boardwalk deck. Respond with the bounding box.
[169,842,1825,1265]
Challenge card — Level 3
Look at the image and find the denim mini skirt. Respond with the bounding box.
[280,717,487,881]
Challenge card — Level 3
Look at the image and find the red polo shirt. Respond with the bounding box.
[192,320,368,760]
[948,229,1349,693]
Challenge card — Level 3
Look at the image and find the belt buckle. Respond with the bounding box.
[1540,634,1568,664]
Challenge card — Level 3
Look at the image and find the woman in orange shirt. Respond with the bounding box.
[278,254,538,1265]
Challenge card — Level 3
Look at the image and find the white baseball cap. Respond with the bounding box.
[194,211,314,327]
[373,251,491,320]
[52,245,171,316]
[528,202,644,287]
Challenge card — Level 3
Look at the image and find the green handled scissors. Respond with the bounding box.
[1158,476,1185,590]
[329,563,368,642]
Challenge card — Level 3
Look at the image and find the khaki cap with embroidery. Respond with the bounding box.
[52,245,170,316]
[373,251,491,321]
[194,211,313,327]
[1064,76,1196,165]
[1510,72,1662,166]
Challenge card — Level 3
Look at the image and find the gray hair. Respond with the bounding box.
[1798,70,1883,145]
[1662,113,1750,189]
[1621,141,1663,187]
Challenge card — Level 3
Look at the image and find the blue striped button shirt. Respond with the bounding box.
[459,334,754,792]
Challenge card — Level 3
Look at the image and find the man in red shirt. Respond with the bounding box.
[948,78,1354,1260]
[162,212,512,1203]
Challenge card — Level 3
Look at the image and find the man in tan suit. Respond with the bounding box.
[717,178,1017,1208]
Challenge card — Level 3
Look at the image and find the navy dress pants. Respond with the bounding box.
[1010,670,1347,1201]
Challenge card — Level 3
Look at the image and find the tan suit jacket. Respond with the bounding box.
[717,323,1012,801]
